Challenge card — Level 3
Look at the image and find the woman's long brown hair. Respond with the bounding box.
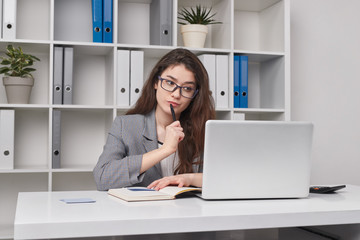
[127,48,216,174]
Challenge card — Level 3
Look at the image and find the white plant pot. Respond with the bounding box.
[3,76,34,104]
[180,24,208,48]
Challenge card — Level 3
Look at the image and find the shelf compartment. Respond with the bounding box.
[177,0,231,49]
[234,0,284,52]
[56,109,113,169]
[0,43,50,105]
[52,172,97,191]
[66,45,114,106]
[16,0,51,40]
[13,109,49,170]
[17,0,51,41]
[235,55,285,110]
[118,0,151,45]
[54,0,94,42]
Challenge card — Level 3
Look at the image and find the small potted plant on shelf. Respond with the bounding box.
[178,5,222,48]
[0,45,40,104]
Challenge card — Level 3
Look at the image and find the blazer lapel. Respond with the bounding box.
[142,110,162,176]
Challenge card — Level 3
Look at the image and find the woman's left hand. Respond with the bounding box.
[147,174,193,191]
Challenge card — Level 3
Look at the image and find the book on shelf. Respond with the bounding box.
[52,110,61,169]
[108,186,201,202]
[239,55,248,108]
[116,49,144,107]
[53,46,64,104]
[117,49,130,106]
[103,0,113,43]
[0,109,15,170]
[52,46,74,105]
[91,0,103,42]
[2,0,17,40]
[233,55,241,108]
[0,0,2,38]
[63,47,74,104]
[215,55,229,109]
[198,54,216,102]
[150,0,173,46]
[234,55,248,108]
[130,50,144,106]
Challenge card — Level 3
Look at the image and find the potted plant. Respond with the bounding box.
[178,5,222,48]
[0,45,40,104]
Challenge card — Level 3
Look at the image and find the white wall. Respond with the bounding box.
[291,0,360,185]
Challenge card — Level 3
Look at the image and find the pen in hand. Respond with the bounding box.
[170,104,176,122]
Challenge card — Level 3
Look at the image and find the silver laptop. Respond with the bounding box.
[200,120,314,199]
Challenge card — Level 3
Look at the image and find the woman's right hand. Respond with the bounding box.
[162,120,184,154]
[140,121,184,173]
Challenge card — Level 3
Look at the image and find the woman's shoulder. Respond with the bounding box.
[114,113,146,126]
[109,114,146,136]
[111,110,155,132]
[115,113,145,121]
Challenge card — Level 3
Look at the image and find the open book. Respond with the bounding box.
[108,186,201,202]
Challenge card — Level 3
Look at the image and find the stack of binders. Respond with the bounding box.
[1,0,17,39]
[117,49,144,107]
[198,54,229,109]
[233,55,248,108]
[53,46,74,105]
[52,45,74,169]
[92,0,113,43]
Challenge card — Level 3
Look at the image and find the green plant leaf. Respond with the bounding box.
[0,44,40,79]
[22,68,36,72]
[178,5,222,25]
[0,59,11,65]
[0,67,10,74]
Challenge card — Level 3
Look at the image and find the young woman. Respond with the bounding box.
[93,48,215,191]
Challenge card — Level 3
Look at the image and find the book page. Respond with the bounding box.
[108,186,201,202]
[108,187,172,200]
[159,186,201,196]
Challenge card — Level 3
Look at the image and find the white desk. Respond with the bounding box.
[14,185,360,239]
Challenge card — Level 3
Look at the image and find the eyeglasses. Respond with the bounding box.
[158,76,198,99]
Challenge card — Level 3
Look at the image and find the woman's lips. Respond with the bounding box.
[168,101,178,107]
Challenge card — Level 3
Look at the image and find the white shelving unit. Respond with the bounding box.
[0,0,290,238]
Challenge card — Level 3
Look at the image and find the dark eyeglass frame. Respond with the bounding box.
[157,76,198,99]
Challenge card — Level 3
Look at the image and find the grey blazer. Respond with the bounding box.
[93,110,162,191]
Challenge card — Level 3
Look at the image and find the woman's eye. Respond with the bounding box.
[166,80,175,86]
[183,87,194,92]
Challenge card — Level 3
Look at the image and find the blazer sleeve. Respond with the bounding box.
[93,116,144,191]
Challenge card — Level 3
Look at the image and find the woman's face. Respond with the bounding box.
[155,64,196,119]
